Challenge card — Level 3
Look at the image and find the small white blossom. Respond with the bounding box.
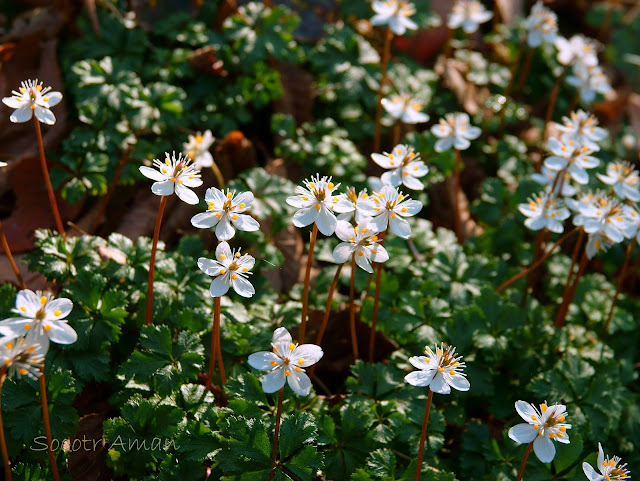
[555,35,599,67]
[518,192,570,233]
[544,137,600,184]
[531,166,577,197]
[381,94,429,124]
[286,175,347,236]
[139,152,203,205]
[556,110,607,151]
[191,188,260,241]
[585,231,615,259]
[2,79,62,125]
[198,242,255,298]
[333,221,389,273]
[447,0,493,34]
[583,443,631,481]
[371,0,417,36]
[371,185,422,238]
[248,327,323,396]
[184,130,215,169]
[371,144,429,190]
[335,187,377,224]
[0,290,76,346]
[597,161,640,202]
[431,113,481,152]
[508,401,571,463]
[572,193,632,243]
[405,343,470,394]
[526,1,558,48]
[0,336,47,380]
[566,64,611,103]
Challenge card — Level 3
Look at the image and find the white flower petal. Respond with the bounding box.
[315,206,337,236]
[248,351,279,371]
[429,373,451,394]
[231,275,255,298]
[287,370,312,396]
[44,298,72,320]
[175,183,199,205]
[191,212,219,229]
[34,106,55,125]
[333,242,354,264]
[272,327,292,346]
[139,166,167,182]
[231,214,260,232]
[404,370,435,387]
[10,105,33,123]
[389,214,411,238]
[46,92,62,107]
[533,435,556,463]
[445,372,469,391]
[262,368,286,393]
[2,97,25,109]
[508,423,537,444]
[45,321,77,345]
[215,218,236,241]
[291,345,323,366]
[292,206,319,228]
[198,257,221,276]
[151,180,175,196]
[209,276,230,298]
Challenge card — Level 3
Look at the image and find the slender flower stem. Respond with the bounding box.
[215,299,227,389]
[498,36,528,133]
[496,227,578,293]
[207,296,221,391]
[0,220,25,289]
[554,251,589,327]
[145,195,168,326]
[269,387,285,481]
[34,118,65,236]
[515,442,534,481]
[299,224,318,343]
[210,161,225,190]
[0,368,11,481]
[522,228,547,305]
[393,121,402,147]
[369,230,387,363]
[39,368,61,481]
[453,149,463,242]
[413,389,433,481]
[374,28,393,154]
[555,229,585,322]
[542,65,569,142]
[602,239,635,335]
[349,253,359,360]
[514,47,534,96]
[90,145,132,234]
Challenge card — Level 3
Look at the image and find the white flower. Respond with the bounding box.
[371,0,417,36]
[191,188,260,241]
[0,290,76,346]
[597,161,640,202]
[531,166,577,197]
[526,1,558,48]
[555,35,599,67]
[447,0,493,34]
[431,113,481,152]
[0,336,47,380]
[566,64,611,103]
[583,443,630,481]
[556,110,607,151]
[371,185,422,238]
[371,144,429,190]
[184,130,215,169]
[381,94,429,124]
[508,401,571,463]
[286,175,346,236]
[405,343,470,394]
[2,79,62,125]
[572,194,632,243]
[544,137,600,185]
[332,221,389,273]
[139,152,203,205]
[518,192,570,233]
[197,242,255,298]
[335,187,377,224]
[585,231,615,259]
[248,327,323,396]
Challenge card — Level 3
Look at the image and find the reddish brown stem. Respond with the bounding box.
[39,368,61,481]
[90,146,132,234]
[514,47,534,96]
[207,297,221,391]
[0,220,26,289]
[393,122,402,147]
[603,240,635,335]
[145,196,168,326]
[368,230,387,363]
[215,297,226,388]
[34,118,65,236]
[453,149,463,242]
[413,389,433,481]
[542,65,569,142]
[522,228,547,306]
[554,251,589,327]
[556,230,585,319]
[515,442,533,481]
[269,387,284,481]
[0,369,11,481]
[373,28,393,154]
[299,224,318,343]
[496,228,578,293]
[349,253,359,360]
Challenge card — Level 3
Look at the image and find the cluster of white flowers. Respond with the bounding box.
[381,94,429,125]
[525,1,558,48]
[0,290,77,380]
[520,109,640,260]
[447,0,493,34]
[370,0,418,36]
